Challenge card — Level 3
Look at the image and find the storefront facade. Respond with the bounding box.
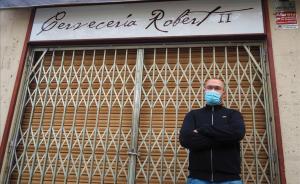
[1,0,299,183]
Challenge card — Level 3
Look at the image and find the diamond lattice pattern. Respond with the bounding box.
[7,45,271,184]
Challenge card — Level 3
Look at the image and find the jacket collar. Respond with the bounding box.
[204,104,224,111]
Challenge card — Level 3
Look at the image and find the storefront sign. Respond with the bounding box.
[30,0,264,41]
[274,1,298,29]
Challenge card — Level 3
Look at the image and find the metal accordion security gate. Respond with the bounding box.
[4,43,279,184]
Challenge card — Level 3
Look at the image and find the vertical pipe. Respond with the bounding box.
[127,49,144,184]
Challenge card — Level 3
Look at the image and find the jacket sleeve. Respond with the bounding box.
[197,110,245,142]
[179,111,214,151]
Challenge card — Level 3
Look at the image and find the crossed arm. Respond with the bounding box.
[179,110,245,151]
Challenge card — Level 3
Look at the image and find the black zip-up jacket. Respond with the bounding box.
[179,105,245,182]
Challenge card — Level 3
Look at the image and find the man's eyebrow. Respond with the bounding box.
[206,85,222,87]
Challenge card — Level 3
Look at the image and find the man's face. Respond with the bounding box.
[204,79,225,98]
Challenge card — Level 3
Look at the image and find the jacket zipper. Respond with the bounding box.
[211,106,214,182]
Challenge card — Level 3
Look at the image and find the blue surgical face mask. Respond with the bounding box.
[205,90,222,106]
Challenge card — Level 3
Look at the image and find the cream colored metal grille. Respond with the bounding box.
[4,43,278,184]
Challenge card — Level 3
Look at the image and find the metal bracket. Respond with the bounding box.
[128,149,139,157]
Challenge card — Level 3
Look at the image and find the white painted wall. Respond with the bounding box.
[268,0,300,183]
[0,9,31,142]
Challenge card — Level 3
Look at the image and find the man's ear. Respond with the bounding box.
[221,91,226,100]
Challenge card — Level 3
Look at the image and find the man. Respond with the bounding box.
[179,78,245,184]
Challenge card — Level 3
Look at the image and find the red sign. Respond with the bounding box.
[276,11,297,25]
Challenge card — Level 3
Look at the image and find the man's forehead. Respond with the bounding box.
[205,79,224,87]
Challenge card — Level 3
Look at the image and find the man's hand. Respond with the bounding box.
[193,129,199,133]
